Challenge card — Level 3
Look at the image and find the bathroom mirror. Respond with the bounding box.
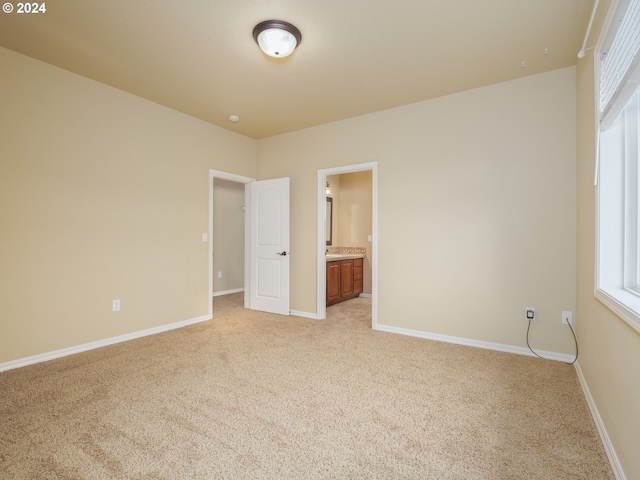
[326,197,333,246]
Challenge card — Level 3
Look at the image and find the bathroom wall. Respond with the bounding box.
[326,174,341,247]
[334,171,373,295]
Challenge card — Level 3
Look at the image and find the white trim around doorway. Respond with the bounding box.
[317,163,378,327]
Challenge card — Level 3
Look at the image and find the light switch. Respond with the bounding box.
[202,233,208,242]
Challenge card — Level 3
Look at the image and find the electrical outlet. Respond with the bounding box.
[526,307,535,320]
[217,271,222,278]
[562,310,573,325]
[112,299,120,312]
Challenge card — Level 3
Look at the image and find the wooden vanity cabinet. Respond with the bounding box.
[327,257,364,306]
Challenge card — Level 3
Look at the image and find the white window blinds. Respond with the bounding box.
[600,0,640,130]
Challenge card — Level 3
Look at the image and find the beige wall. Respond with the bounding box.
[1,46,579,364]
[259,66,577,354]
[212,179,245,294]
[0,47,257,363]
[576,1,640,477]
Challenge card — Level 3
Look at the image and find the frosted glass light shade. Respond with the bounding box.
[253,20,302,58]
[257,29,297,57]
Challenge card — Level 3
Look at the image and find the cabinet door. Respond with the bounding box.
[326,262,341,305]
[354,258,363,295]
[340,259,354,297]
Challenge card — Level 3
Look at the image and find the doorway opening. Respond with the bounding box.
[209,170,254,317]
[317,162,377,327]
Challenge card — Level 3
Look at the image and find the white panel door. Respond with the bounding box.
[248,178,290,315]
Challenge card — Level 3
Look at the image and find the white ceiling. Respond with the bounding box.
[0,0,594,139]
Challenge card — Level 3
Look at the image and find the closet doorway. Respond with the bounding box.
[209,170,253,316]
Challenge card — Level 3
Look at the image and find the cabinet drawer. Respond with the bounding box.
[354,267,362,281]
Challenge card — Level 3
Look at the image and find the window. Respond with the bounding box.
[596,0,640,333]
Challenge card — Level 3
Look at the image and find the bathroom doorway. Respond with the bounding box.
[317,162,377,327]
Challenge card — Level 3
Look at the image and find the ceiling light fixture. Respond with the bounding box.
[253,20,302,58]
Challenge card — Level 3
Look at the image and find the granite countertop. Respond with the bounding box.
[325,254,365,262]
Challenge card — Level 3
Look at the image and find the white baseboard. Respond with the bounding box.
[290,310,319,319]
[359,293,372,298]
[374,323,575,362]
[212,288,244,297]
[0,314,211,373]
[574,362,626,480]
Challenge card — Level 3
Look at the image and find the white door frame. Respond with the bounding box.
[209,169,255,317]
[317,162,378,327]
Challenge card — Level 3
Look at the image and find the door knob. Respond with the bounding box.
[276,251,288,256]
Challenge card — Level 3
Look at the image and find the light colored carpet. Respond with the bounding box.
[0,293,614,479]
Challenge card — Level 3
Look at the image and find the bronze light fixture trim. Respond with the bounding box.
[253,20,302,58]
